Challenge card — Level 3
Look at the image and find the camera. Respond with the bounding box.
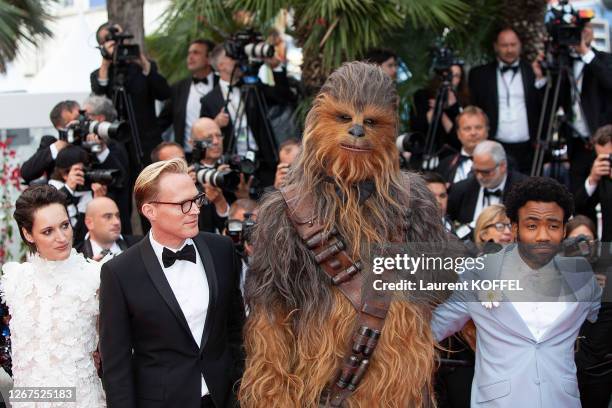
[396,132,425,155]
[546,0,594,48]
[195,166,241,192]
[103,26,140,64]
[76,167,120,192]
[227,212,257,257]
[562,234,599,263]
[225,29,274,63]
[223,151,258,176]
[432,45,463,78]
[60,110,127,148]
[191,140,213,164]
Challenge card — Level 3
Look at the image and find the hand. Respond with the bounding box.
[532,51,545,80]
[214,108,230,128]
[203,183,222,204]
[91,182,107,198]
[65,164,85,191]
[92,350,102,374]
[86,133,107,152]
[264,56,281,69]
[52,139,69,152]
[274,163,290,189]
[587,154,611,186]
[235,173,254,199]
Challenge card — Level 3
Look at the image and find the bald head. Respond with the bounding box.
[191,117,224,163]
[85,197,121,246]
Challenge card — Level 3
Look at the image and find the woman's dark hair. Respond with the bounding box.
[504,177,574,224]
[14,185,69,253]
[566,215,597,238]
[425,64,470,106]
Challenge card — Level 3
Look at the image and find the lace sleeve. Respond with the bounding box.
[0,262,28,308]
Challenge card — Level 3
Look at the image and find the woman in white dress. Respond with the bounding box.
[1,185,105,407]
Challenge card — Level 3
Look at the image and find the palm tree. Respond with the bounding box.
[0,0,51,72]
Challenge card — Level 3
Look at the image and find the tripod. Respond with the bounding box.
[112,64,144,171]
[421,72,453,171]
[531,47,585,180]
[223,64,279,164]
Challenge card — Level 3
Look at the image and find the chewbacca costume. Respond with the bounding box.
[239,62,453,407]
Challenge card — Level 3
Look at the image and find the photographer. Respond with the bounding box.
[82,95,132,234]
[224,198,258,298]
[90,22,171,169]
[574,125,612,242]
[48,146,108,246]
[200,42,296,188]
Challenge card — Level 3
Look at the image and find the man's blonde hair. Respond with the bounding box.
[134,158,188,214]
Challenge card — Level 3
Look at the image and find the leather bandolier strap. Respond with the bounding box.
[280,185,393,407]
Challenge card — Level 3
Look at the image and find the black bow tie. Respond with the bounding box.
[484,189,502,198]
[457,154,471,164]
[192,76,208,85]
[500,64,519,74]
[162,244,196,268]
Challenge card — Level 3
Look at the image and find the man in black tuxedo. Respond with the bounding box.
[448,140,526,226]
[469,27,543,174]
[435,106,489,186]
[200,43,295,187]
[158,39,218,160]
[99,158,245,408]
[76,197,141,259]
[574,125,612,242]
[90,22,171,169]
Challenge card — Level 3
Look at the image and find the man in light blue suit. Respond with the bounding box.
[431,177,602,407]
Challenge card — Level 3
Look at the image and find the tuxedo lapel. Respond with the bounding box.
[82,239,94,259]
[192,234,218,353]
[487,63,499,130]
[139,238,196,347]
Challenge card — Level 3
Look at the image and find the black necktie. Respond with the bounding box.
[484,189,502,198]
[162,244,196,268]
[500,65,519,74]
[192,76,208,85]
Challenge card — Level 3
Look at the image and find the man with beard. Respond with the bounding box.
[432,177,602,408]
[239,61,452,407]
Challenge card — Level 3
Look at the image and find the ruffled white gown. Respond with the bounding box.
[1,249,105,407]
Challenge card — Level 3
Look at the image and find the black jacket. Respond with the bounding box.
[90,61,171,166]
[468,60,542,142]
[99,233,245,408]
[75,235,142,259]
[574,177,612,242]
[448,170,527,224]
[200,70,295,187]
[158,75,220,148]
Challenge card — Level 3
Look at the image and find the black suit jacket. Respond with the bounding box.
[574,177,612,242]
[448,170,527,224]
[99,233,245,408]
[468,60,542,142]
[21,135,58,183]
[91,61,171,166]
[75,235,142,259]
[200,70,295,187]
[158,75,219,148]
[436,152,468,185]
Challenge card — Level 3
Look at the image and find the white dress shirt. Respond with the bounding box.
[185,72,215,152]
[472,174,507,224]
[572,49,595,138]
[218,79,258,156]
[149,232,210,396]
[48,179,92,227]
[453,148,474,184]
[496,61,530,143]
[88,236,122,258]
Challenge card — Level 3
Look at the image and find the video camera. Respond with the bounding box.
[546,0,594,48]
[432,44,463,78]
[225,29,274,79]
[59,110,127,153]
[102,26,140,64]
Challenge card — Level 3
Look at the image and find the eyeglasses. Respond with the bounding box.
[472,164,499,176]
[149,192,207,214]
[484,222,512,232]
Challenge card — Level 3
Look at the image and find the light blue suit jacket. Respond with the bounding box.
[431,245,602,407]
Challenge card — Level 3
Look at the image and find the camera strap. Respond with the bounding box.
[280,185,393,407]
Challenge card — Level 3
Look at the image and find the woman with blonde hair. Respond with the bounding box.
[473,203,514,245]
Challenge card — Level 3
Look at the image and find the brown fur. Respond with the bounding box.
[239,62,451,407]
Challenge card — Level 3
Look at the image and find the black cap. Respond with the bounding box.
[55,145,89,169]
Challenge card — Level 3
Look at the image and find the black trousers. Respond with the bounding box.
[578,376,612,408]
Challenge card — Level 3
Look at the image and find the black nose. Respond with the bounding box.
[348,124,365,138]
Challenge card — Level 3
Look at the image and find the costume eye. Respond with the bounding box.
[364,118,376,126]
[336,114,351,123]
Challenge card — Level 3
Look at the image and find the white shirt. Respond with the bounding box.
[496,61,530,143]
[87,235,122,258]
[219,79,258,156]
[572,49,596,138]
[149,232,210,396]
[48,179,92,227]
[471,173,507,224]
[453,148,474,184]
[185,73,215,152]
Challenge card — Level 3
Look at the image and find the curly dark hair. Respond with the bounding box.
[14,185,69,253]
[504,177,574,224]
